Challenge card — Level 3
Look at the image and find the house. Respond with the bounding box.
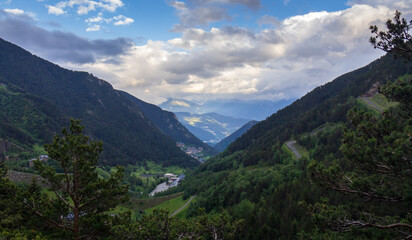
[164,173,177,179]
[28,155,49,167]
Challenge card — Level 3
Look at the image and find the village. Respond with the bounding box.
[176,142,206,162]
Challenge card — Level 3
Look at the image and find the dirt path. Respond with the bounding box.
[170,195,196,217]
[286,140,301,159]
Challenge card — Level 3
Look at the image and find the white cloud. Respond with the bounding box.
[84,13,134,31]
[85,12,105,23]
[4,8,24,15]
[4,8,36,19]
[46,4,66,15]
[46,0,124,16]
[86,24,101,31]
[112,15,133,25]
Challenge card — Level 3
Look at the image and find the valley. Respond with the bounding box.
[0,5,411,240]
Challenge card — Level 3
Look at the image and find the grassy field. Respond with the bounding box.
[358,93,398,115]
[144,195,193,216]
[128,192,184,210]
[370,93,398,109]
[97,161,185,178]
[107,192,185,221]
[174,197,197,218]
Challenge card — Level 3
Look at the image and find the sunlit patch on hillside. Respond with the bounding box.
[170,100,190,107]
[183,117,202,125]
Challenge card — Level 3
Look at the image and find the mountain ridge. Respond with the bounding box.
[120,91,217,155]
[0,37,198,168]
[214,120,258,152]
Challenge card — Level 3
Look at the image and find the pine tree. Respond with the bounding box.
[25,119,129,239]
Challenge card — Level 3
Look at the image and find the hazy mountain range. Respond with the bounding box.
[174,112,251,146]
[159,98,294,120]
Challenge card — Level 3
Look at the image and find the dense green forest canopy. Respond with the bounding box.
[175,11,412,239]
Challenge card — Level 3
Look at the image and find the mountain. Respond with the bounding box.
[175,112,251,146]
[160,98,294,120]
[179,54,412,238]
[214,120,258,152]
[120,91,217,155]
[0,38,198,168]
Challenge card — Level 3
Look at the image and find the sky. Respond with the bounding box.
[0,0,411,105]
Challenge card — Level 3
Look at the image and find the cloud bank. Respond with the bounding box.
[169,0,262,28]
[83,3,402,103]
[0,9,133,64]
[1,0,411,105]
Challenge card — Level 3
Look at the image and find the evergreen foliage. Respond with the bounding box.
[27,120,129,239]
[370,10,412,60]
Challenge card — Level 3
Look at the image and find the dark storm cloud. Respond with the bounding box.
[44,21,62,28]
[170,0,261,28]
[0,10,134,64]
[226,0,261,10]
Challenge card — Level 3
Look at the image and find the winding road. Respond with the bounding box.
[360,97,384,113]
[286,140,301,159]
[170,195,196,217]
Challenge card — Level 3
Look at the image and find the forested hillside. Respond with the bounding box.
[214,120,258,152]
[179,53,412,239]
[0,38,197,167]
[120,91,217,156]
[0,81,67,148]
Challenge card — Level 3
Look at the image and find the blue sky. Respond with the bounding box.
[0,0,411,104]
[1,1,349,41]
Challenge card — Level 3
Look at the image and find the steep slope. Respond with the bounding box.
[0,81,68,151]
[120,91,217,155]
[227,54,412,160]
[180,54,412,238]
[0,38,197,167]
[175,112,251,146]
[214,120,258,152]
